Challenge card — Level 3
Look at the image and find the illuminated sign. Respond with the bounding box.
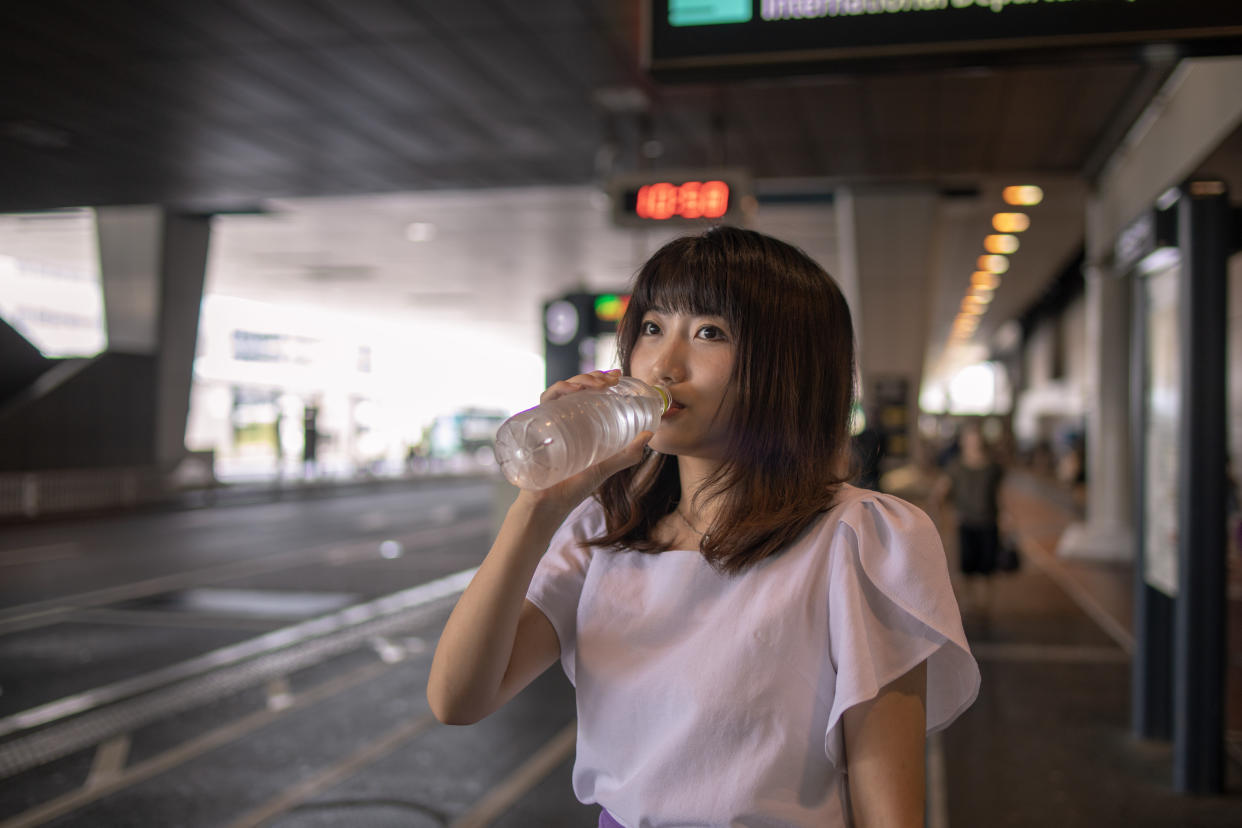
[610,169,753,227]
[594,293,630,323]
[646,0,1242,80]
[670,0,752,26]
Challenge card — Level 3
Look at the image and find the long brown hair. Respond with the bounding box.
[590,226,857,573]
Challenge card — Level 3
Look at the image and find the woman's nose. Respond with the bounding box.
[651,342,686,385]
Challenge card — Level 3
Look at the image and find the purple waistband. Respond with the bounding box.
[598,808,624,828]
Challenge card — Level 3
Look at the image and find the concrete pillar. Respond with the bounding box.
[98,206,164,353]
[97,207,211,471]
[1056,262,1133,561]
[833,187,862,358]
[853,188,937,462]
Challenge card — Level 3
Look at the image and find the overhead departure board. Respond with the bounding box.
[647,0,1242,80]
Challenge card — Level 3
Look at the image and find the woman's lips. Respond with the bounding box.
[662,401,686,419]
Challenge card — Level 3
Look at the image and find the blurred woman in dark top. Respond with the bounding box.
[933,423,1006,621]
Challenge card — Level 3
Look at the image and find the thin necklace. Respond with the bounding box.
[673,507,710,543]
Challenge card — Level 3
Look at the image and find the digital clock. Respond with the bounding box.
[610,169,753,228]
[633,179,729,221]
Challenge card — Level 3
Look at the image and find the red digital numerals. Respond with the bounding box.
[634,180,729,220]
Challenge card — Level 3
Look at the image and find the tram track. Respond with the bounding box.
[0,480,596,826]
[0,567,476,778]
[0,512,490,738]
[0,651,427,828]
[0,514,491,638]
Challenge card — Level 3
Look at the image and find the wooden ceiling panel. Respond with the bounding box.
[933,74,1006,176]
[326,1,431,40]
[0,2,1165,211]
[185,56,317,121]
[520,26,628,94]
[234,0,353,44]
[457,33,582,104]
[167,2,283,53]
[309,44,441,113]
[414,0,520,34]
[1049,63,1143,169]
[379,38,512,119]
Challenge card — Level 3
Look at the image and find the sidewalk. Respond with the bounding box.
[934,470,1242,827]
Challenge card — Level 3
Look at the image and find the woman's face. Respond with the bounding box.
[629,307,738,460]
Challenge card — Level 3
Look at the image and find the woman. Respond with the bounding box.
[934,424,1008,620]
[427,227,978,827]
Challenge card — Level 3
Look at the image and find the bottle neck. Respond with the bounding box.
[613,376,670,413]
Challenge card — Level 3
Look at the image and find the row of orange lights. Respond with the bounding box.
[950,186,1043,345]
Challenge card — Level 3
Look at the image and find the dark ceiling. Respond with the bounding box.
[0,0,1196,214]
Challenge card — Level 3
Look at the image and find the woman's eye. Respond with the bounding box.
[641,320,660,335]
[698,325,726,341]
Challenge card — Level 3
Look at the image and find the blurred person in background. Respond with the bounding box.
[933,423,1007,622]
[301,400,320,479]
[851,405,886,491]
[427,227,979,828]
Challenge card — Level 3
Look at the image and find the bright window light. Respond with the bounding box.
[919,383,948,413]
[0,252,106,358]
[947,362,997,414]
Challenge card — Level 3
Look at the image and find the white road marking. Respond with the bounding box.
[265,677,294,712]
[0,516,489,635]
[85,735,130,789]
[1016,536,1135,654]
[0,565,477,739]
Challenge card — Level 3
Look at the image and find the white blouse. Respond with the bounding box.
[527,484,979,828]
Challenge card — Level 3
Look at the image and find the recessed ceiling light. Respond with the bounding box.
[977,254,1009,274]
[984,234,1019,255]
[971,271,1000,290]
[405,222,437,242]
[1002,186,1043,206]
[992,213,1030,233]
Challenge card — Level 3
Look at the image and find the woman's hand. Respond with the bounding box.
[515,369,654,519]
[428,369,651,725]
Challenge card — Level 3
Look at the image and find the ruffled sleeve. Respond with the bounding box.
[823,492,980,767]
[525,499,604,685]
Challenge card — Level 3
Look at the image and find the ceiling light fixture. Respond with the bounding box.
[1002,185,1043,206]
[992,212,1030,233]
[971,271,1000,290]
[984,234,1020,254]
[977,254,1009,274]
[405,222,437,242]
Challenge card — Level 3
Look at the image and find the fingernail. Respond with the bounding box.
[604,368,622,375]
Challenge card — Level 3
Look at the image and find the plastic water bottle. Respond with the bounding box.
[494,377,670,490]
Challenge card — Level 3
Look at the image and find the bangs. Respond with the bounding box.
[627,236,738,323]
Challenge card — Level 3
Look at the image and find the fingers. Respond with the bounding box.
[539,368,622,405]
